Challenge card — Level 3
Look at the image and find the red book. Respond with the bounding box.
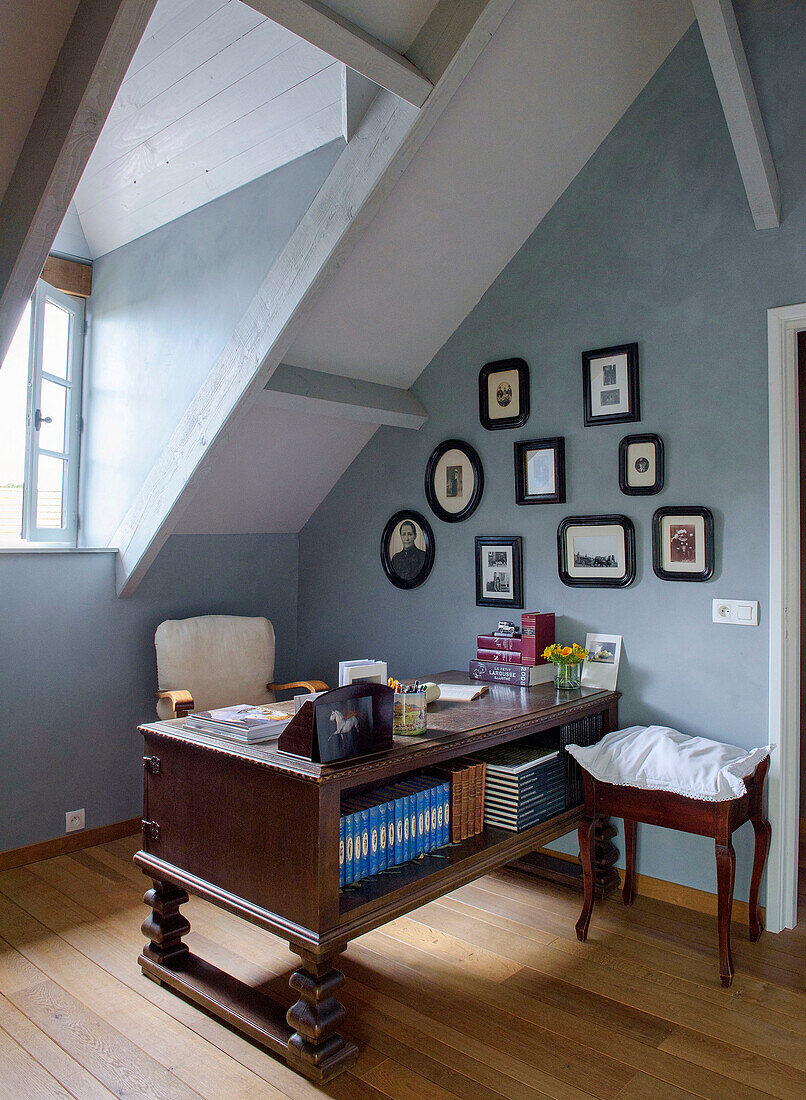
[476,648,528,664]
[476,635,522,652]
[521,612,555,665]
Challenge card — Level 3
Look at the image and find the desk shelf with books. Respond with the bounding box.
[135,673,618,1084]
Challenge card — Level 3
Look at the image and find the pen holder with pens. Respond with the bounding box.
[393,688,427,736]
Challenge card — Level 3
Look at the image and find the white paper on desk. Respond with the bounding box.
[436,683,487,702]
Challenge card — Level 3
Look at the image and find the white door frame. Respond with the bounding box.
[767,303,803,933]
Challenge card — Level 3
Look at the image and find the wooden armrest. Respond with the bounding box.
[155,689,194,719]
[267,679,328,696]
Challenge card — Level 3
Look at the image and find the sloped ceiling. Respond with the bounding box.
[175,0,694,535]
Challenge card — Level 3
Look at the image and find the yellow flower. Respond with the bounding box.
[542,646,555,659]
[560,646,573,657]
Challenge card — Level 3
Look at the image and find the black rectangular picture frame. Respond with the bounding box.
[475,535,524,607]
[479,358,530,431]
[514,436,566,505]
[557,514,636,588]
[582,342,640,426]
[619,433,664,495]
[652,506,714,582]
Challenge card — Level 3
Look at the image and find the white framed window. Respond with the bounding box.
[0,280,85,545]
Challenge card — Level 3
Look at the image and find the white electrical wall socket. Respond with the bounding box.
[65,808,85,833]
[712,599,759,626]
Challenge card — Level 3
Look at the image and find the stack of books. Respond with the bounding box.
[436,759,486,842]
[183,703,292,743]
[340,774,450,888]
[476,743,566,830]
[470,611,555,686]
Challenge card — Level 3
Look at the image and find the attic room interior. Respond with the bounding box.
[1,0,805,1096]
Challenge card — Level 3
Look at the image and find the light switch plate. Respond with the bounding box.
[712,599,759,626]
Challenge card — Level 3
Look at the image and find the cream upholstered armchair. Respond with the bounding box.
[154,614,327,720]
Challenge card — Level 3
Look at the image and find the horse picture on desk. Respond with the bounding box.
[318,697,374,761]
[278,682,394,763]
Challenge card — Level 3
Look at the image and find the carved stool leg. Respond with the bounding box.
[286,950,358,1082]
[622,819,637,907]
[141,880,190,968]
[749,816,771,942]
[714,842,736,988]
[592,816,620,899]
[576,816,597,942]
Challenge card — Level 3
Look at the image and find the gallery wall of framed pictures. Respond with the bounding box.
[380,341,717,601]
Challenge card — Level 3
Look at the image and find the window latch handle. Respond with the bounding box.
[34,409,52,431]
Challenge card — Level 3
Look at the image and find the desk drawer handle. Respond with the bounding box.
[142,820,161,841]
[143,755,161,774]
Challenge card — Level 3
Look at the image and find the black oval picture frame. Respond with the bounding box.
[478,357,530,431]
[424,439,484,523]
[380,510,435,590]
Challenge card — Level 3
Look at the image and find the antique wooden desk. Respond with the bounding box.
[136,674,619,1082]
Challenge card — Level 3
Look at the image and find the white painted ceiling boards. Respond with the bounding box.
[71,0,345,257]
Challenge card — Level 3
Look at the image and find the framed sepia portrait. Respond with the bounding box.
[380,510,435,590]
[479,358,530,431]
[425,439,484,523]
[475,535,523,608]
[558,514,636,588]
[652,506,714,581]
[514,437,565,505]
[619,433,664,495]
[582,343,640,426]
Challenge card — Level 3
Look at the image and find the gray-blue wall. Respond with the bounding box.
[298,5,806,901]
[0,534,297,851]
[81,139,344,546]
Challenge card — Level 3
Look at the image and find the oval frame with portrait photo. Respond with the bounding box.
[425,439,484,523]
[380,510,435,590]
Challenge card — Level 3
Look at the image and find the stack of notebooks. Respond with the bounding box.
[183,703,292,743]
[340,775,450,888]
[476,743,566,830]
[470,611,555,686]
[436,759,486,843]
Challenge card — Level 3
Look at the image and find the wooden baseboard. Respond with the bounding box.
[531,845,765,924]
[0,818,140,871]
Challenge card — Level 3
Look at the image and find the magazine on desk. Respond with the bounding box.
[183,703,292,743]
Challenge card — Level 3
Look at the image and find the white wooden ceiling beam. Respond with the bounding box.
[264,364,427,428]
[241,0,433,106]
[112,0,514,596]
[0,0,158,364]
[692,0,779,229]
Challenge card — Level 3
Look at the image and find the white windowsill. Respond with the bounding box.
[0,545,117,554]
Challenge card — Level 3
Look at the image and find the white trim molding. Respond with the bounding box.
[767,303,803,932]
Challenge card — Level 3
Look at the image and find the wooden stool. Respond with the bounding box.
[575,756,770,987]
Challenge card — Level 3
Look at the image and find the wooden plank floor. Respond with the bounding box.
[0,836,803,1100]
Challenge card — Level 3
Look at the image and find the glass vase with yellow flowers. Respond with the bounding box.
[542,642,588,690]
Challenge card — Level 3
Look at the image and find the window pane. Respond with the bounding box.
[35,454,65,529]
[38,378,68,453]
[43,299,70,379]
[0,301,30,539]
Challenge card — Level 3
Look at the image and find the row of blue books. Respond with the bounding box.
[340,775,451,888]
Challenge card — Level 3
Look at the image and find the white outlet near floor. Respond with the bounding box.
[711,598,759,626]
[65,808,85,833]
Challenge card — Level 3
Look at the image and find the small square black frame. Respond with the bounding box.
[475,535,523,607]
[514,437,566,505]
[479,358,530,431]
[557,514,636,588]
[582,342,640,426]
[652,506,714,582]
[619,433,664,495]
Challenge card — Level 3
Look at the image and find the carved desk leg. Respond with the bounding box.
[286,949,359,1082]
[576,815,597,941]
[592,816,620,899]
[141,880,190,969]
[714,842,736,988]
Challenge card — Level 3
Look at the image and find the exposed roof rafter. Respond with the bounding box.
[0,0,158,364]
[242,0,433,106]
[111,0,515,596]
[692,0,779,229]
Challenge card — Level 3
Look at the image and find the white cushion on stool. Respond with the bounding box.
[566,725,770,802]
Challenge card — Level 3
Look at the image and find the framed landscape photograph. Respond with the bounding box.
[619,433,664,495]
[425,439,484,522]
[652,506,714,581]
[514,437,566,505]
[478,358,530,431]
[582,342,640,426]
[581,633,623,691]
[475,535,523,607]
[380,510,435,590]
[557,515,636,588]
